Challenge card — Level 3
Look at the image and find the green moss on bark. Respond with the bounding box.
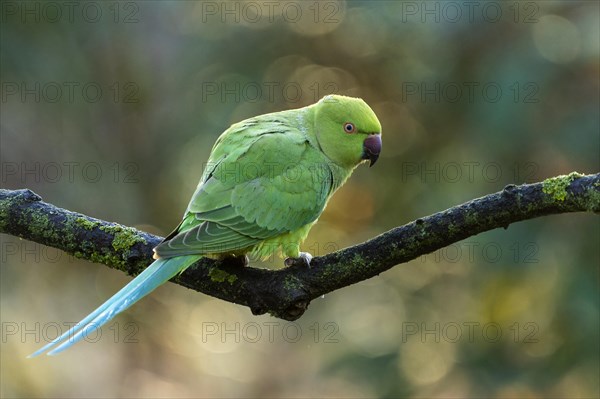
[208,268,237,284]
[99,225,147,254]
[542,172,584,201]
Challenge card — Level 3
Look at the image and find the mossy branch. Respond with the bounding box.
[1,172,598,320]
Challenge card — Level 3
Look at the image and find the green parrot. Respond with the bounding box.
[29,94,382,356]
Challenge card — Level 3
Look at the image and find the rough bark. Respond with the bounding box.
[1,172,598,320]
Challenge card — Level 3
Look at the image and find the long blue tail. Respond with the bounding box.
[28,256,199,357]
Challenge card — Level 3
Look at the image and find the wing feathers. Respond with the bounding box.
[155,114,333,258]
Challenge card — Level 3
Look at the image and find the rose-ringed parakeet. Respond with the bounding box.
[29,94,382,356]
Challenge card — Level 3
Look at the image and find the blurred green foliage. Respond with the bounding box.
[1,1,598,398]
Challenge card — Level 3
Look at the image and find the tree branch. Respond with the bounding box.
[1,172,598,320]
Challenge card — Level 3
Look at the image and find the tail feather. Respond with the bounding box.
[28,256,199,357]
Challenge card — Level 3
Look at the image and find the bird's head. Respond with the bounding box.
[313,95,382,168]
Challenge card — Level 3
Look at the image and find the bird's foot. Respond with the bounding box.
[284,252,313,268]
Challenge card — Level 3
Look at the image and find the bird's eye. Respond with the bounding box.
[343,123,355,134]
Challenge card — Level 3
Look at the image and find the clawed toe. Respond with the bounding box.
[284,252,313,268]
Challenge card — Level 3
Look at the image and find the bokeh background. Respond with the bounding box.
[1,1,598,397]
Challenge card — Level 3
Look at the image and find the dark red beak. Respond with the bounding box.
[362,134,382,167]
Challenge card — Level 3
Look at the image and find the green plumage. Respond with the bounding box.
[154,95,382,260]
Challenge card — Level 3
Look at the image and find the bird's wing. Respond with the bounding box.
[154,116,332,258]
